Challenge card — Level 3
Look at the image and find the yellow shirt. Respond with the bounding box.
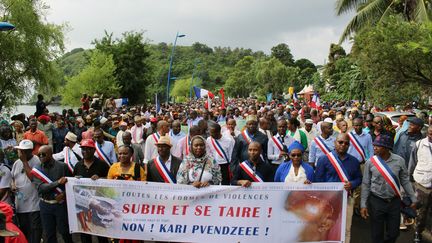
[107,162,147,181]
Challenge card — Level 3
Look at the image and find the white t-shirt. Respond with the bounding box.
[0,164,12,205]
[11,156,41,213]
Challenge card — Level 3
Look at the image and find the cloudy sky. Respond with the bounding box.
[44,0,353,65]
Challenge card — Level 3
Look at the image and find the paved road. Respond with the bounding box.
[351,213,431,243]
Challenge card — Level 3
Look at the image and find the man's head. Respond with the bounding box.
[291,110,299,119]
[373,135,393,157]
[408,117,424,135]
[277,105,284,115]
[337,120,348,133]
[64,132,77,148]
[80,139,96,160]
[209,122,221,139]
[38,145,53,164]
[29,119,38,132]
[156,136,172,158]
[157,121,170,135]
[93,129,104,144]
[305,119,313,132]
[198,119,208,135]
[190,110,198,119]
[122,131,132,146]
[288,118,300,131]
[373,116,383,132]
[334,133,350,155]
[321,121,333,137]
[259,118,270,131]
[14,140,34,160]
[427,126,432,142]
[189,125,202,137]
[352,118,363,134]
[246,118,259,134]
[248,142,262,162]
[226,119,236,131]
[277,119,288,136]
[172,120,181,135]
[37,94,44,101]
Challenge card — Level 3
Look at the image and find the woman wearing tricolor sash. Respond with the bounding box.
[231,142,273,187]
[177,136,221,188]
[360,135,417,243]
[274,141,314,184]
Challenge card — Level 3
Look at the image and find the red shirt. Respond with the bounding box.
[23,129,49,155]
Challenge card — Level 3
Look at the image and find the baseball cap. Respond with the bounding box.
[14,140,33,150]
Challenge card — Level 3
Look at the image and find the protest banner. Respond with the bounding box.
[66,179,347,243]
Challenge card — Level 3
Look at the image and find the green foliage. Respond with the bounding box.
[224,56,258,97]
[94,31,153,104]
[57,48,90,79]
[335,0,431,42]
[271,43,295,66]
[0,0,65,110]
[171,78,202,100]
[62,50,120,106]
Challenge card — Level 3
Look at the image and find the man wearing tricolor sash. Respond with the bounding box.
[308,119,336,166]
[147,136,181,183]
[232,142,273,187]
[93,129,117,166]
[144,120,170,163]
[231,115,268,172]
[267,119,295,171]
[315,133,362,243]
[130,115,146,154]
[31,145,73,243]
[361,135,416,243]
[347,118,374,164]
[206,122,235,185]
[53,132,82,174]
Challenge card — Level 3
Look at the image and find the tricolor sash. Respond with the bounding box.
[153,157,176,184]
[271,135,284,152]
[314,136,331,154]
[185,136,190,156]
[348,132,366,161]
[152,132,160,144]
[30,167,63,195]
[95,142,111,166]
[241,130,253,144]
[370,155,401,198]
[325,152,349,182]
[239,161,264,182]
[64,148,74,173]
[210,138,229,162]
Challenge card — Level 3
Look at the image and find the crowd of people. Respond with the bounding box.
[0,93,430,243]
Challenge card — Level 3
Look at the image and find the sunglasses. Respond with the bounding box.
[290,153,302,158]
[337,141,350,145]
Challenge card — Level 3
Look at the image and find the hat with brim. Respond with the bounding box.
[408,117,424,128]
[14,139,33,150]
[65,132,77,143]
[373,135,393,150]
[155,136,172,147]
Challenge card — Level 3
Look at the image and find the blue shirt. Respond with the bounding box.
[308,135,336,165]
[274,161,315,182]
[315,151,362,189]
[347,130,374,162]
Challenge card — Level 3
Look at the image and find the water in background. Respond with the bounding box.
[5,105,75,118]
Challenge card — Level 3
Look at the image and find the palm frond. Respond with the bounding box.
[335,0,369,15]
[339,0,389,43]
[413,0,430,22]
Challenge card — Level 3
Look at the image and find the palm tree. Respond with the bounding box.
[336,0,431,43]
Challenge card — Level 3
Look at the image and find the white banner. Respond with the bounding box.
[66,178,347,243]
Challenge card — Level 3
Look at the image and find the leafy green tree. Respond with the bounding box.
[171,77,203,100]
[271,43,295,66]
[94,31,153,104]
[336,0,431,42]
[224,56,257,97]
[0,0,65,111]
[255,57,298,96]
[62,50,120,106]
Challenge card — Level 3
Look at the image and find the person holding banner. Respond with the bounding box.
[315,133,362,243]
[147,136,182,183]
[267,119,295,172]
[11,140,42,243]
[231,142,273,187]
[206,122,235,185]
[107,145,146,181]
[360,135,417,243]
[274,141,314,184]
[177,136,221,188]
[31,145,73,243]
